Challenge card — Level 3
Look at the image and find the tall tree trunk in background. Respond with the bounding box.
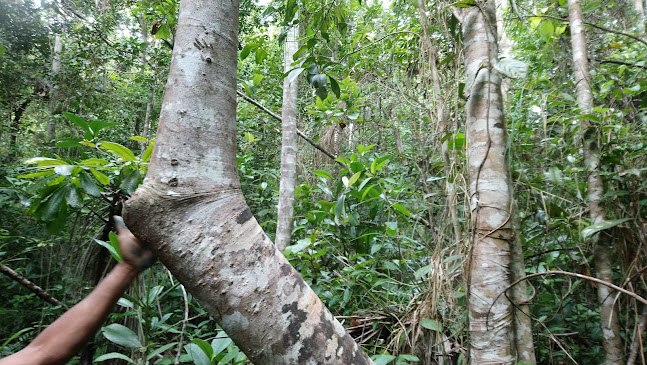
[48,31,63,142]
[275,24,299,253]
[457,2,522,363]
[122,0,373,363]
[567,0,624,363]
[493,0,536,361]
[138,19,155,151]
[416,0,461,243]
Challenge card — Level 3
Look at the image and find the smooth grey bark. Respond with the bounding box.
[47,32,63,142]
[567,0,624,363]
[275,24,299,253]
[457,3,519,363]
[123,0,373,363]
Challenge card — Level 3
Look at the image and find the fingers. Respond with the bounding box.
[113,216,131,235]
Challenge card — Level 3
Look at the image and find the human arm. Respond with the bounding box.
[0,217,154,365]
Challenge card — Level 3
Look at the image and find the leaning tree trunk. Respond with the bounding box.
[567,0,624,363]
[275,24,299,253]
[122,0,373,363]
[457,3,518,363]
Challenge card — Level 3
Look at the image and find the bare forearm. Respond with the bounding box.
[0,262,138,365]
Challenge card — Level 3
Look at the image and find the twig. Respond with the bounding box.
[599,59,647,70]
[339,31,420,62]
[235,90,343,165]
[0,264,63,306]
[487,270,647,329]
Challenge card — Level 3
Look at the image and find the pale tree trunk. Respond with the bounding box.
[457,3,517,363]
[493,0,536,361]
[122,0,373,363]
[634,0,645,33]
[567,0,624,363]
[138,20,154,151]
[275,24,299,253]
[48,31,63,142]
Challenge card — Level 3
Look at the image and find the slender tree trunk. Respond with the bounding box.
[48,32,63,142]
[567,0,624,363]
[275,24,299,253]
[492,0,536,361]
[627,305,647,365]
[457,3,518,363]
[416,0,461,243]
[123,0,373,363]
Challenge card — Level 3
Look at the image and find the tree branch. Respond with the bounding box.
[0,264,63,306]
[235,90,343,165]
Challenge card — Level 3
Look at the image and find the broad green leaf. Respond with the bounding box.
[329,76,340,98]
[582,218,631,240]
[414,264,432,280]
[141,142,154,162]
[120,169,141,194]
[240,43,258,60]
[494,58,529,78]
[100,142,136,161]
[372,354,396,365]
[41,186,68,221]
[287,67,305,83]
[24,157,67,167]
[399,354,420,362]
[90,168,111,185]
[255,48,268,64]
[18,170,55,179]
[420,318,443,331]
[145,285,165,307]
[385,221,397,236]
[392,203,411,217]
[102,324,142,348]
[89,120,119,135]
[347,171,362,187]
[185,343,210,365]
[153,24,170,39]
[147,342,178,361]
[57,138,82,148]
[79,171,101,197]
[335,194,346,223]
[212,337,233,356]
[54,165,74,176]
[193,338,213,360]
[538,20,554,42]
[95,238,122,262]
[79,158,109,167]
[94,352,134,363]
[312,170,332,179]
[65,185,83,208]
[312,74,327,89]
[449,0,476,7]
[130,136,148,142]
[63,112,89,131]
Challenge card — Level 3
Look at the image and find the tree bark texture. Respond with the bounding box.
[122,0,373,364]
[567,0,624,363]
[460,3,516,363]
[275,24,299,253]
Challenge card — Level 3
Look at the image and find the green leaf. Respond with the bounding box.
[63,112,89,131]
[392,203,411,217]
[94,352,134,363]
[285,238,312,255]
[79,171,101,197]
[385,221,397,236]
[255,48,268,64]
[120,169,141,194]
[538,20,554,42]
[193,338,213,360]
[335,194,346,223]
[41,186,68,221]
[141,142,154,162]
[315,86,328,100]
[54,165,74,176]
[18,170,55,179]
[89,120,119,135]
[312,74,327,89]
[57,138,82,147]
[24,157,67,166]
[347,171,362,187]
[100,142,136,162]
[90,168,111,185]
[329,76,340,98]
[285,0,298,24]
[95,237,121,262]
[147,342,178,361]
[211,337,233,357]
[102,324,142,348]
[312,170,332,179]
[185,343,210,365]
[79,158,109,167]
[449,0,477,7]
[65,185,83,208]
[582,218,631,240]
[153,24,170,39]
[420,318,443,331]
[372,354,396,365]
[287,67,305,83]
[130,136,148,142]
[494,58,528,78]
[414,264,432,280]
[240,43,258,60]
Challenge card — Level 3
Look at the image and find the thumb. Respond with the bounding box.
[113,216,132,235]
